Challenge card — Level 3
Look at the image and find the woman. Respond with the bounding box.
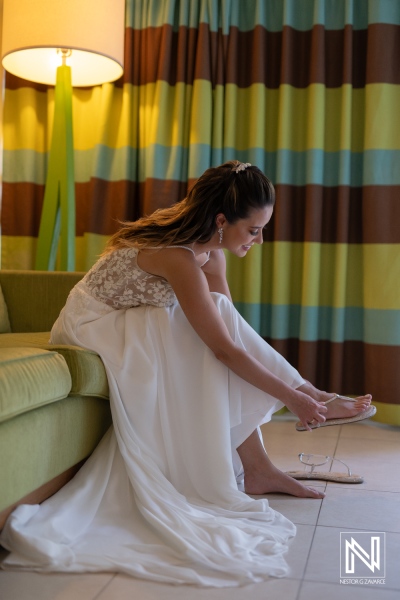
[1,161,373,587]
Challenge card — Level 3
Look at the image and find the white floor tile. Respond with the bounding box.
[267,493,325,525]
[339,421,400,443]
[317,488,400,533]
[304,526,400,590]
[299,580,400,600]
[95,574,301,600]
[331,437,400,492]
[0,570,113,600]
[284,524,316,579]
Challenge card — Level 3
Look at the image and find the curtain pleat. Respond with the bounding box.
[1,0,399,424]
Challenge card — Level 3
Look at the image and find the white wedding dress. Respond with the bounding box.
[0,247,305,587]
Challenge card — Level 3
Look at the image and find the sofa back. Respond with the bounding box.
[0,270,84,332]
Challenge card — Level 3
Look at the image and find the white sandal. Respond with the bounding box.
[286,453,363,483]
[296,394,377,431]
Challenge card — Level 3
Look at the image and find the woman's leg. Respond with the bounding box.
[236,430,325,499]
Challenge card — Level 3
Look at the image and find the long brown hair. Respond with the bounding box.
[104,160,275,252]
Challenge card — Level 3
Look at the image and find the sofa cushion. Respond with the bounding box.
[0,285,11,333]
[0,270,84,333]
[0,395,112,512]
[0,347,72,423]
[0,332,109,400]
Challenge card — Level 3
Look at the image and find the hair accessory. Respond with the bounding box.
[233,162,251,173]
[218,227,224,244]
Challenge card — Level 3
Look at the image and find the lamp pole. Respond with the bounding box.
[35,49,75,271]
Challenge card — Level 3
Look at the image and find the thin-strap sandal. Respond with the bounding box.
[296,394,377,431]
[286,453,363,483]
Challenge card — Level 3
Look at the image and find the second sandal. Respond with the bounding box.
[286,453,363,484]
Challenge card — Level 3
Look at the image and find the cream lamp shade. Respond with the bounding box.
[2,0,125,86]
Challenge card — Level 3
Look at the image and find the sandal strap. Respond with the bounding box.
[298,453,352,476]
[324,393,357,406]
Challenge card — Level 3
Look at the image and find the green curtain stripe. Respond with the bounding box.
[234,303,400,345]
[126,0,400,33]
[4,148,400,186]
[3,150,47,184]
[226,243,399,310]
[6,82,399,153]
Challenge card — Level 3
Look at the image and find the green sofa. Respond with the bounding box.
[0,270,112,529]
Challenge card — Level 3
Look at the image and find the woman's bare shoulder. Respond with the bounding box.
[137,245,197,278]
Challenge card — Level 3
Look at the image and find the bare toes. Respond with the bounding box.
[306,487,325,499]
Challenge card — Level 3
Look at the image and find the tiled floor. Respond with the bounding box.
[1,417,399,600]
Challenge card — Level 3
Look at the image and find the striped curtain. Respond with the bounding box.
[1,0,399,424]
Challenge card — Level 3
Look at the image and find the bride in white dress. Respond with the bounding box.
[0,161,373,587]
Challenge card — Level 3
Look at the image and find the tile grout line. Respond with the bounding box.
[330,424,342,469]
[295,497,327,600]
[295,439,339,600]
[92,573,117,600]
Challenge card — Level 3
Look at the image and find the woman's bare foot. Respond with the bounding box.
[237,430,325,499]
[244,463,325,499]
[298,382,372,421]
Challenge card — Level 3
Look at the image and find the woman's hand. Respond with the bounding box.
[284,390,328,432]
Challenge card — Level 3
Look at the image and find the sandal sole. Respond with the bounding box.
[286,471,363,484]
[295,405,377,432]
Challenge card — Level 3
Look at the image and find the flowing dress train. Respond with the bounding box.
[0,280,305,587]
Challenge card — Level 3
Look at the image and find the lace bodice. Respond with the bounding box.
[82,246,197,310]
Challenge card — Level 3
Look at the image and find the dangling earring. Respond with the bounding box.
[218,227,224,244]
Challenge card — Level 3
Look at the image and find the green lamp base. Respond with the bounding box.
[35,64,75,271]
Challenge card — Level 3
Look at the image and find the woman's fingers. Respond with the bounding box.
[301,400,328,431]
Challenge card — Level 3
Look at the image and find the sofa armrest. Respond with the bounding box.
[0,270,84,332]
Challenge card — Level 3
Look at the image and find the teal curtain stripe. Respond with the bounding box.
[234,303,400,345]
[275,149,400,186]
[77,146,138,183]
[126,0,400,33]
[363,149,400,185]
[5,147,400,186]
[103,146,400,186]
[276,149,361,186]
[366,0,400,27]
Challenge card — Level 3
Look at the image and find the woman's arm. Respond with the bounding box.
[201,249,232,301]
[151,248,327,430]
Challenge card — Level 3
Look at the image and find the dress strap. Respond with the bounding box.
[165,245,210,266]
[164,245,195,255]
[200,251,211,267]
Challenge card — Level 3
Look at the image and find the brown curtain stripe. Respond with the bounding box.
[1,183,44,237]
[76,179,190,235]
[4,73,49,92]
[268,339,400,407]
[1,180,191,237]
[269,185,400,244]
[121,23,399,88]
[3,181,399,244]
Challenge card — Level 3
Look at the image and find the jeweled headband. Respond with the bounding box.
[233,162,251,173]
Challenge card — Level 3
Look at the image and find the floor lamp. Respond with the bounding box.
[1,0,125,271]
